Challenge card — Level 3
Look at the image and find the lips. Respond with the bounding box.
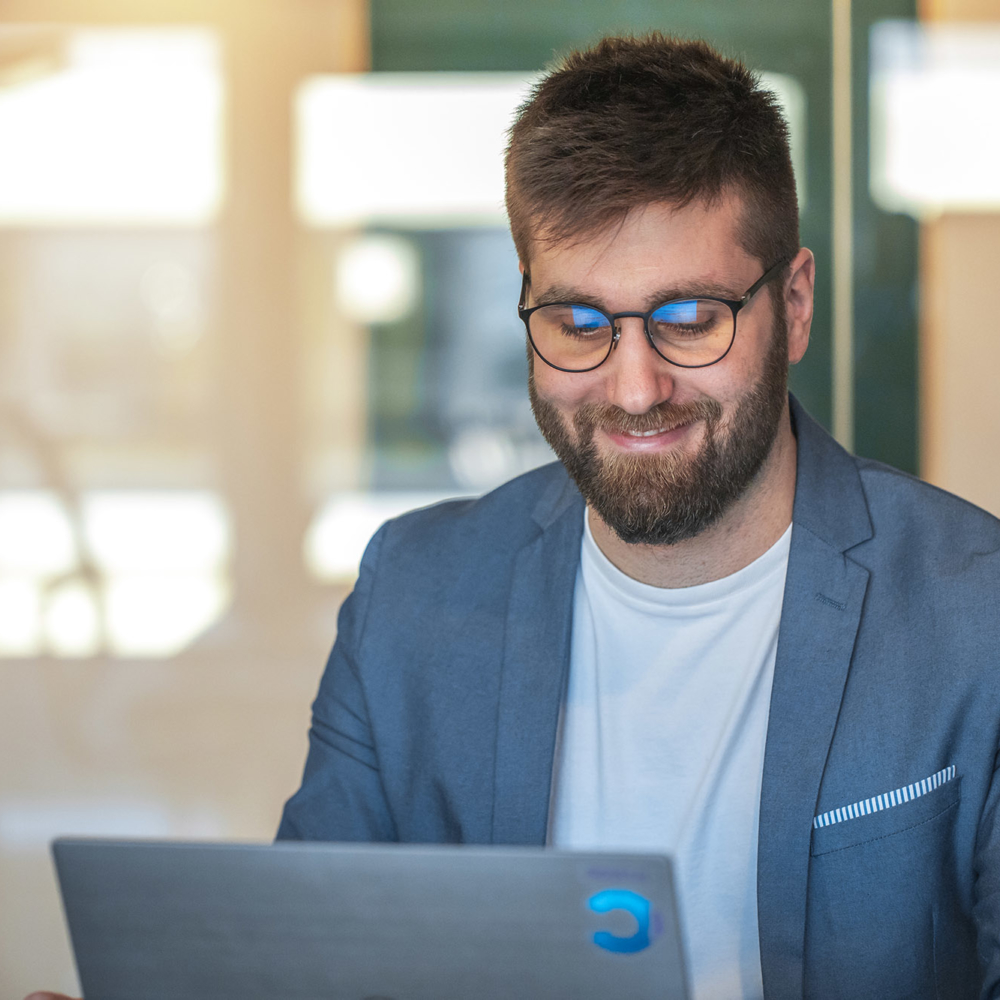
[599,420,695,454]
[623,427,666,437]
[607,420,689,438]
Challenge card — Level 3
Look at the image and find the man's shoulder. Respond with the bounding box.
[856,454,1000,534]
[369,461,578,571]
[852,454,1000,574]
[791,397,1000,566]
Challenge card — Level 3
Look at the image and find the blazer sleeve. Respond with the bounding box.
[276,524,398,842]
[976,743,1000,998]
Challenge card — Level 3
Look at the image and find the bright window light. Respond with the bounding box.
[0,577,42,655]
[305,491,457,581]
[0,490,232,658]
[104,572,230,658]
[43,579,100,658]
[296,73,537,227]
[335,234,421,324]
[871,21,1000,215]
[0,28,224,226]
[0,492,77,576]
[82,491,231,574]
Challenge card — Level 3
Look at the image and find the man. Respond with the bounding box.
[28,32,1000,1000]
[276,33,1000,998]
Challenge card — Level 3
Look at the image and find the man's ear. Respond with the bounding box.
[518,260,526,275]
[784,247,815,365]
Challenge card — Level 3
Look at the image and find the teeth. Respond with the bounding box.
[625,427,669,437]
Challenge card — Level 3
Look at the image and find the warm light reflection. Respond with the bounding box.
[43,580,101,658]
[104,573,230,658]
[0,577,41,655]
[0,490,232,658]
[871,21,1000,214]
[82,491,230,573]
[296,73,537,226]
[0,492,77,576]
[0,28,224,226]
[335,234,421,324]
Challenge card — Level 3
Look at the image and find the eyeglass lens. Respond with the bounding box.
[527,298,735,371]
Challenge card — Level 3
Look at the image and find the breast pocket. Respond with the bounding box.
[810,773,961,857]
[804,776,974,1000]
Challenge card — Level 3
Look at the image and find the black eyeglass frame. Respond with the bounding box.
[517,256,791,373]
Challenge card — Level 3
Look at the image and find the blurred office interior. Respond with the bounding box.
[0,0,998,993]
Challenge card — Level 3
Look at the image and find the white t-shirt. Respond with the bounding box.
[548,512,791,1000]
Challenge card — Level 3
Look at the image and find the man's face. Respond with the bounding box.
[525,196,794,546]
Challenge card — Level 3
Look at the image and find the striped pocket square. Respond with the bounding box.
[813,765,956,830]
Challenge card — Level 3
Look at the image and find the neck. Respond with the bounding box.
[587,405,797,588]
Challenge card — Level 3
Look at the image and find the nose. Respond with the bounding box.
[603,317,676,414]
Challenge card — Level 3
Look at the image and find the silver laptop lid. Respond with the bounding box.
[53,838,689,1000]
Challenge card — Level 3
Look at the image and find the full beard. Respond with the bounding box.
[529,311,790,546]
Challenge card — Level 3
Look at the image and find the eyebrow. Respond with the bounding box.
[531,281,743,310]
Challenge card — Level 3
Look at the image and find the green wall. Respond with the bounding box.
[370,0,919,473]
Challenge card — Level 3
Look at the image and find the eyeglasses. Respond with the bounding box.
[518,257,789,373]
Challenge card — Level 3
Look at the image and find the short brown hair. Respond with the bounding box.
[505,33,799,272]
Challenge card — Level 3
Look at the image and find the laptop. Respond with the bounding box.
[53,838,689,1000]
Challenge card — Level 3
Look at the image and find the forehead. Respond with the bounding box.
[526,195,756,300]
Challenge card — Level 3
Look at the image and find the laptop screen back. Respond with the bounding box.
[53,839,689,1000]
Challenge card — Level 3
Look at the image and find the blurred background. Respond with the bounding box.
[0,0,997,993]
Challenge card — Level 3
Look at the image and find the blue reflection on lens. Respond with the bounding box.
[570,306,608,330]
[652,300,699,323]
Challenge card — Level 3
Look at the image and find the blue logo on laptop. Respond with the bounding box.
[588,889,651,954]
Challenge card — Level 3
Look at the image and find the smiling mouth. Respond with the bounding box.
[616,420,691,438]
[623,426,671,437]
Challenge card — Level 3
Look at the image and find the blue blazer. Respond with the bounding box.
[279,397,1000,999]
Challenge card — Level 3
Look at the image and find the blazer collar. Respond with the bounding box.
[492,481,583,845]
[757,395,873,998]
[530,463,583,532]
[788,394,873,553]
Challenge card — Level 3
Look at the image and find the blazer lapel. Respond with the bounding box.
[491,473,584,845]
[757,399,873,998]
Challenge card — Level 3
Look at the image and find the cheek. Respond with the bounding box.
[532,367,602,413]
[701,327,775,403]
[703,372,747,409]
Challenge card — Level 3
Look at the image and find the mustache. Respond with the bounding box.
[573,397,723,437]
